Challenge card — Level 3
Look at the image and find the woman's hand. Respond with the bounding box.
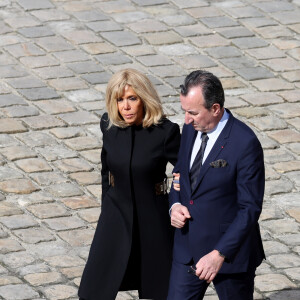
[172,172,180,191]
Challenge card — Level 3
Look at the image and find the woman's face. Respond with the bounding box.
[117,85,144,126]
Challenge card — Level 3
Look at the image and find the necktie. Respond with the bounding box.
[190,133,209,191]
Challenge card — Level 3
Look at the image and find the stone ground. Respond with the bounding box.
[0,0,299,299]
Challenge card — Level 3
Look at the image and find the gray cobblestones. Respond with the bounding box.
[0,0,298,299]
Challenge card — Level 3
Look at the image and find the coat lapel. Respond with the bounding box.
[191,111,234,195]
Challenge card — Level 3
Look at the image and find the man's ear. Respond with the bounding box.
[212,103,221,116]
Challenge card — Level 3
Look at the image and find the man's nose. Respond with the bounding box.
[185,113,193,124]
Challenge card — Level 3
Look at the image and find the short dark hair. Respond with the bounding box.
[180,70,225,109]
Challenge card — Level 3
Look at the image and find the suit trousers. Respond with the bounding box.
[167,260,256,300]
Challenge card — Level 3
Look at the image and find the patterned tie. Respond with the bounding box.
[190,133,209,191]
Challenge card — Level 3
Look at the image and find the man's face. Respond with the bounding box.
[180,86,221,133]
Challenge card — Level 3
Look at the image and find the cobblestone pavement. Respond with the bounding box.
[0,0,299,299]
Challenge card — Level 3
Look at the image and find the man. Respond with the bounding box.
[167,70,265,300]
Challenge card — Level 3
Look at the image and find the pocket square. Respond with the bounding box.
[210,159,228,168]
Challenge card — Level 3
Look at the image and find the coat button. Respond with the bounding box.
[190,200,194,205]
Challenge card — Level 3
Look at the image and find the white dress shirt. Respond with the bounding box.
[190,109,229,169]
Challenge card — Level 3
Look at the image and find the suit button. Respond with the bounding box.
[190,200,194,205]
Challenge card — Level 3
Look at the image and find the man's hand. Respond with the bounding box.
[170,204,191,228]
[195,250,225,283]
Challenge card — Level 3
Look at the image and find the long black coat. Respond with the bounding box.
[78,113,180,300]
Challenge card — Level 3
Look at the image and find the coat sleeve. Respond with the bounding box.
[214,135,265,261]
[164,122,181,166]
[100,113,110,202]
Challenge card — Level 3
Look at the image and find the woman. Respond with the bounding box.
[78,69,181,300]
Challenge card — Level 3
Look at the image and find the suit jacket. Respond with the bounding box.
[169,109,265,273]
[79,113,180,300]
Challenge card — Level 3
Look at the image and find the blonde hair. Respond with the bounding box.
[106,68,164,128]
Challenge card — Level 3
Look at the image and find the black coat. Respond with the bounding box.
[78,113,181,300]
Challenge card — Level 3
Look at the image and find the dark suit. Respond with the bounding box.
[79,113,180,300]
[168,110,265,299]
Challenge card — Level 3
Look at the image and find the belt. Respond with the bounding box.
[109,173,168,195]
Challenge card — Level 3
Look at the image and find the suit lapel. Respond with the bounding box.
[191,111,234,195]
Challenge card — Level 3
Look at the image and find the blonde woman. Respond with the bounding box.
[78,69,180,300]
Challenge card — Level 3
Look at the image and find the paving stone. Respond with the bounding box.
[190,34,230,48]
[18,263,51,276]
[0,214,38,229]
[222,6,264,18]
[78,207,101,223]
[63,136,101,151]
[4,16,40,29]
[127,19,167,33]
[235,67,274,81]
[62,30,102,45]
[50,127,85,139]
[267,129,300,144]
[101,31,140,47]
[20,55,60,68]
[0,166,24,181]
[4,42,45,58]
[272,38,300,50]
[2,251,36,268]
[3,105,40,118]
[69,172,101,186]
[0,118,27,133]
[30,172,67,186]
[55,158,93,173]
[233,107,268,119]
[285,171,300,190]
[36,36,74,52]
[16,131,58,147]
[42,284,77,300]
[245,46,286,60]
[6,76,46,89]
[0,238,24,254]
[205,46,242,59]
[0,202,23,217]
[0,145,36,161]
[30,9,70,21]
[273,161,300,174]
[269,103,300,119]
[264,148,294,164]
[86,20,123,32]
[35,99,75,115]
[17,86,59,100]
[86,185,102,199]
[66,61,104,74]
[232,37,269,49]
[81,72,112,84]
[265,289,300,300]
[53,50,90,63]
[46,182,84,197]
[262,219,299,234]
[220,78,246,90]
[0,275,22,286]
[281,70,300,82]
[0,65,28,78]
[265,179,294,196]
[26,241,69,259]
[15,158,52,173]
[0,284,39,299]
[27,203,69,219]
[60,266,84,279]
[24,271,63,286]
[268,253,300,268]
[160,13,195,27]
[150,65,187,78]
[248,116,287,131]
[72,10,109,22]
[33,66,74,80]
[49,77,88,91]
[43,216,85,231]
[81,42,116,55]
[262,57,300,72]
[287,143,300,155]
[284,267,300,282]
[172,54,217,70]
[17,0,54,10]
[144,31,183,45]
[254,25,293,39]
[0,94,27,108]
[287,207,300,222]
[200,16,238,28]
[58,228,94,247]
[0,179,39,194]
[79,101,105,111]
[272,193,300,208]
[251,78,294,92]
[13,227,55,244]
[36,145,77,161]
[253,1,295,13]
[240,92,284,106]
[61,195,100,210]
[18,25,55,38]
[59,111,99,125]
[95,0,135,13]
[64,89,104,103]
